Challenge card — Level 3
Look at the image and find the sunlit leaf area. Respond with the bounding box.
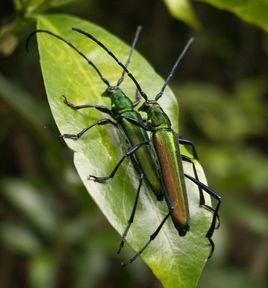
[0,1,267,287]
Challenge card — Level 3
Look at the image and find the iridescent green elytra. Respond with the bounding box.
[141,101,190,235]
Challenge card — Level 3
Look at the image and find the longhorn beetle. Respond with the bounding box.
[71,28,222,267]
[27,26,162,251]
[27,27,219,265]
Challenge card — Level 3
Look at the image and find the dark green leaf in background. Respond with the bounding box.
[1,179,58,237]
[163,0,201,29]
[163,0,268,32]
[198,0,268,31]
[0,222,43,255]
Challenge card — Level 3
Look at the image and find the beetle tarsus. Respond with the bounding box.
[62,95,77,110]
[88,175,109,183]
[201,204,220,229]
[60,133,79,140]
[207,238,215,258]
[121,212,171,267]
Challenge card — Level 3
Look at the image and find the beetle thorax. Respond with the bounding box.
[148,107,171,129]
[110,89,133,113]
[139,101,171,130]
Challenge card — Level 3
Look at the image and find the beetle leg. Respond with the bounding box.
[60,118,117,140]
[206,200,221,258]
[88,141,150,183]
[62,95,112,115]
[180,139,220,229]
[121,211,171,268]
[181,154,205,205]
[124,116,148,130]
[178,137,207,206]
[132,88,142,107]
[117,173,144,254]
[181,155,215,224]
[179,138,198,160]
[179,137,205,205]
[184,174,221,258]
[181,155,220,229]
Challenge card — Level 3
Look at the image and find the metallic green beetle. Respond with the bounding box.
[27,27,166,252]
[72,28,222,266]
[27,27,219,266]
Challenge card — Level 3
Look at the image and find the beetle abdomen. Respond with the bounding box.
[153,129,190,235]
[120,111,163,200]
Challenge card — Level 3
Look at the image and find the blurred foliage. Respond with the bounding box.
[163,0,201,29]
[0,0,79,55]
[163,0,268,31]
[0,0,268,287]
[198,0,268,32]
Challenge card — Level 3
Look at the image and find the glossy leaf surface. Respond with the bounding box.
[36,14,212,288]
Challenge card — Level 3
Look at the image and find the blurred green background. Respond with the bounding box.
[0,0,267,287]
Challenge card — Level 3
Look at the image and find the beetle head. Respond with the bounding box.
[102,86,118,98]
[138,100,159,112]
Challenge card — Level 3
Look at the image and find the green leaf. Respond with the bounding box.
[27,0,46,8]
[163,0,201,29]
[226,198,268,236]
[0,222,43,255]
[13,0,79,17]
[0,72,48,127]
[0,72,62,165]
[29,252,59,288]
[1,179,58,237]
[36,14,213,288]
[72,246,107,288]
[198,0,268,32]
[48,0,79,8]
[13,0,24,11]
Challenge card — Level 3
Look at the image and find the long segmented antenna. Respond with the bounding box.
[72,28,148,101]
[116,25,142,87]
[26,29,110,87]
[155,37,194,101]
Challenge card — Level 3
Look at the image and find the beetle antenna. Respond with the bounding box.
[116,25,142,87]
[72,28,148,101]
[26,29,110,87]
[155,37,194,101]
